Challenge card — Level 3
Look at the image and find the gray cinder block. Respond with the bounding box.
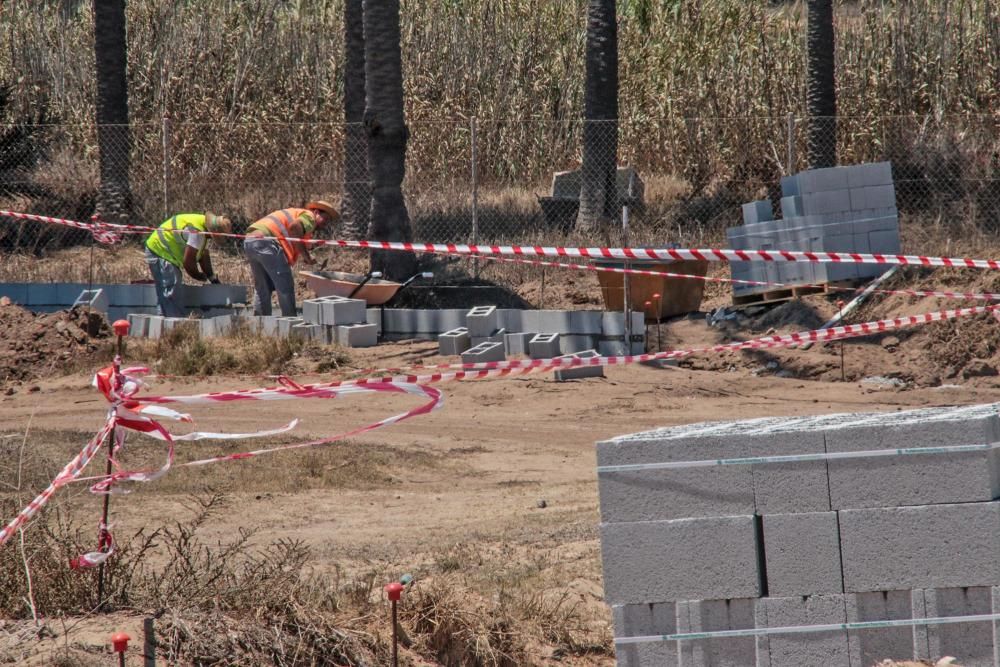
[802,190,853,216]
[126,313,149,338]
[26,284,60,306]
[780,195,804,218]
[413,308,440,333]
[611,602,680,667]
[748,428,830,515]
[465,305,498,337]
[597,433,755,523]
[439,327,471,356]
[915,587,998,667]
[199,317,217,338]
[742,200,773,224]
[536,310,574,333]
[211,314,233,336]
[839,501,1000,593]
[598,339,628,357]
[336,323,377,348]
[846,161,893,189]
[471,327,506,347]
[277,317,304,336]
[559,334,598,355]
[756,594,851,667]
[678,598,757,667]
[320,297,366,326]
[503,332,533,356]
[146,315,164,340]
[763,512,843,596]
[780,174,801,197]
[528,333,560,359]
[291,323,319,340]
[301,298,326,324]
[73,288,109,314]
[600,515,762,605]
[365,307,382,334]
[260,316,279,336]
[460,341,505,364]
[825,405,1000,509]
[554,349,604,382]
[497,309,524,332]
[850,184,897,211]
[437,309,466,332]
[845,590,918,667]
[797,166,850,194]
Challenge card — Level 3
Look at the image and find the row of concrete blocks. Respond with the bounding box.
[126,313,378,347]
[600,502,1000,605]
[728,213,901,289]
[0,282,247,308]
[597,402,1000,521]
[613,587,1000,667]
[377,307,645,340]
[441,328,644,360]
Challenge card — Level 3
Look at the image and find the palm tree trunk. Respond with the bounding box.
[576,0,618,233]
[806,0,837,169]
[342,0,370,240]
[92,0,133,221]
[363,0,416,280]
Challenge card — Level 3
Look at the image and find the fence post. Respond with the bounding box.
[786,113,796,175]
[161,113,171,219]
[470,116,479,277]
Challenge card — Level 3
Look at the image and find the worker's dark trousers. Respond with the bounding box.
[145,248,185,317]
[244,238,297,317]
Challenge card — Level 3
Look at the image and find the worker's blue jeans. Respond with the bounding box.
[244,238,297,317]
[144,248,185,317]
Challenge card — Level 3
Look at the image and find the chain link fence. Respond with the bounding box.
[1,115,999,285]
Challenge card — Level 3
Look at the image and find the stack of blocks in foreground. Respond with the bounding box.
[598,403,1000,666]
[727,162,901,299]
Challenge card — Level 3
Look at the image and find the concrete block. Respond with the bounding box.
[199,317,217,338]
[559,334,597,355]
[601,311,627,335]
[780,195,804,218]
[797,166,851,194]
[277,317,304,337]
[260,316,280,336]
[518,310,541,332]
[600,516,762,605]
[845,590,918,667]
[291,323,319,340]
[536,310,574,333]
[413,309,440,333]
[756,595,850,667]
[554,349,604,381]
[211,314,233,336]
[439,328,471,356]
[825,406,1000,509]
[598,339,628,357]
[146,315,164,340]
[320,297,366,326]
[748,429,830,515]
[126,313,149,338]
[310,325,334,344]
[365,307,382,333]
[597,431,754,523]
[763,512,843,596]
[381,308,415,333]
[869,229,902,255]
[802,190,853,216]
[503,332,533,356]
[460,341,505,364]
[611,602,680,667]
[26,284,60,305]
[56,283,85,304]
[850,184,897,211]
[471,328,506,347]
[678,598,758,667]
[780,174,801,197]
[73,288,109,314]
[839,501,1000,593]
[742,199,773,224]
[528,333,561,359]
[916,587,998,667]
[465,305,498,337]
[0,283,28,303]
[497,309,524,332]
[437,309,466,332]
[846,161,893,189]
[336,323,378,348]
[301,298,326,324]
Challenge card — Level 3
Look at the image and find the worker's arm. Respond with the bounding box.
[182,246,208,281]
[288,220,315,265]
[198,252,220,283]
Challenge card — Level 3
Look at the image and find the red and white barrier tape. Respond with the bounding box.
[6,208,1000,270]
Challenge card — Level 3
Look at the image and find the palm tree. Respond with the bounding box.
[342,0,370,240]
[806,0,836,168]
[575,0,618,232]
[363,0,416,280]
[92,0,133,221]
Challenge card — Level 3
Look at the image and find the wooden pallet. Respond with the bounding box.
[731,280,860,308]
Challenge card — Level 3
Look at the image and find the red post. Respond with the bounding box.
[111,632,130,667]
[384,581,404,667]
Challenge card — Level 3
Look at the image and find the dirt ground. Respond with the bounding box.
[2,264,1000,665]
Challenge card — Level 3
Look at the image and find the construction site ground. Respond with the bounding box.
[2,263,1000,666]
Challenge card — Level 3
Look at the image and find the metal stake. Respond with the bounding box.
[97,326,126,611]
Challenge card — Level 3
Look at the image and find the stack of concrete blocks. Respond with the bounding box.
[727,162,901,298]
[598,403,1000,667]
[432,309,645,358]
[298,296,376,347]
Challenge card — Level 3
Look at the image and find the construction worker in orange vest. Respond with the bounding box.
[244,200,339,316]
[144,212,232,317]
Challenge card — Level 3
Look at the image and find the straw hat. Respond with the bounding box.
[305,199,340,221]
[205,212,232,234]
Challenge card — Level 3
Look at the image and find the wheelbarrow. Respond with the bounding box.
[300,269,433,306]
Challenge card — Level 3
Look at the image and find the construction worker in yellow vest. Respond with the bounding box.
[244,200,339,316]
[144,212,232,317]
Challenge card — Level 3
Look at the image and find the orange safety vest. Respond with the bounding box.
[249,208,314,265]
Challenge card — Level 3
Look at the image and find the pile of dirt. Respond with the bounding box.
[0,300,111,388]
